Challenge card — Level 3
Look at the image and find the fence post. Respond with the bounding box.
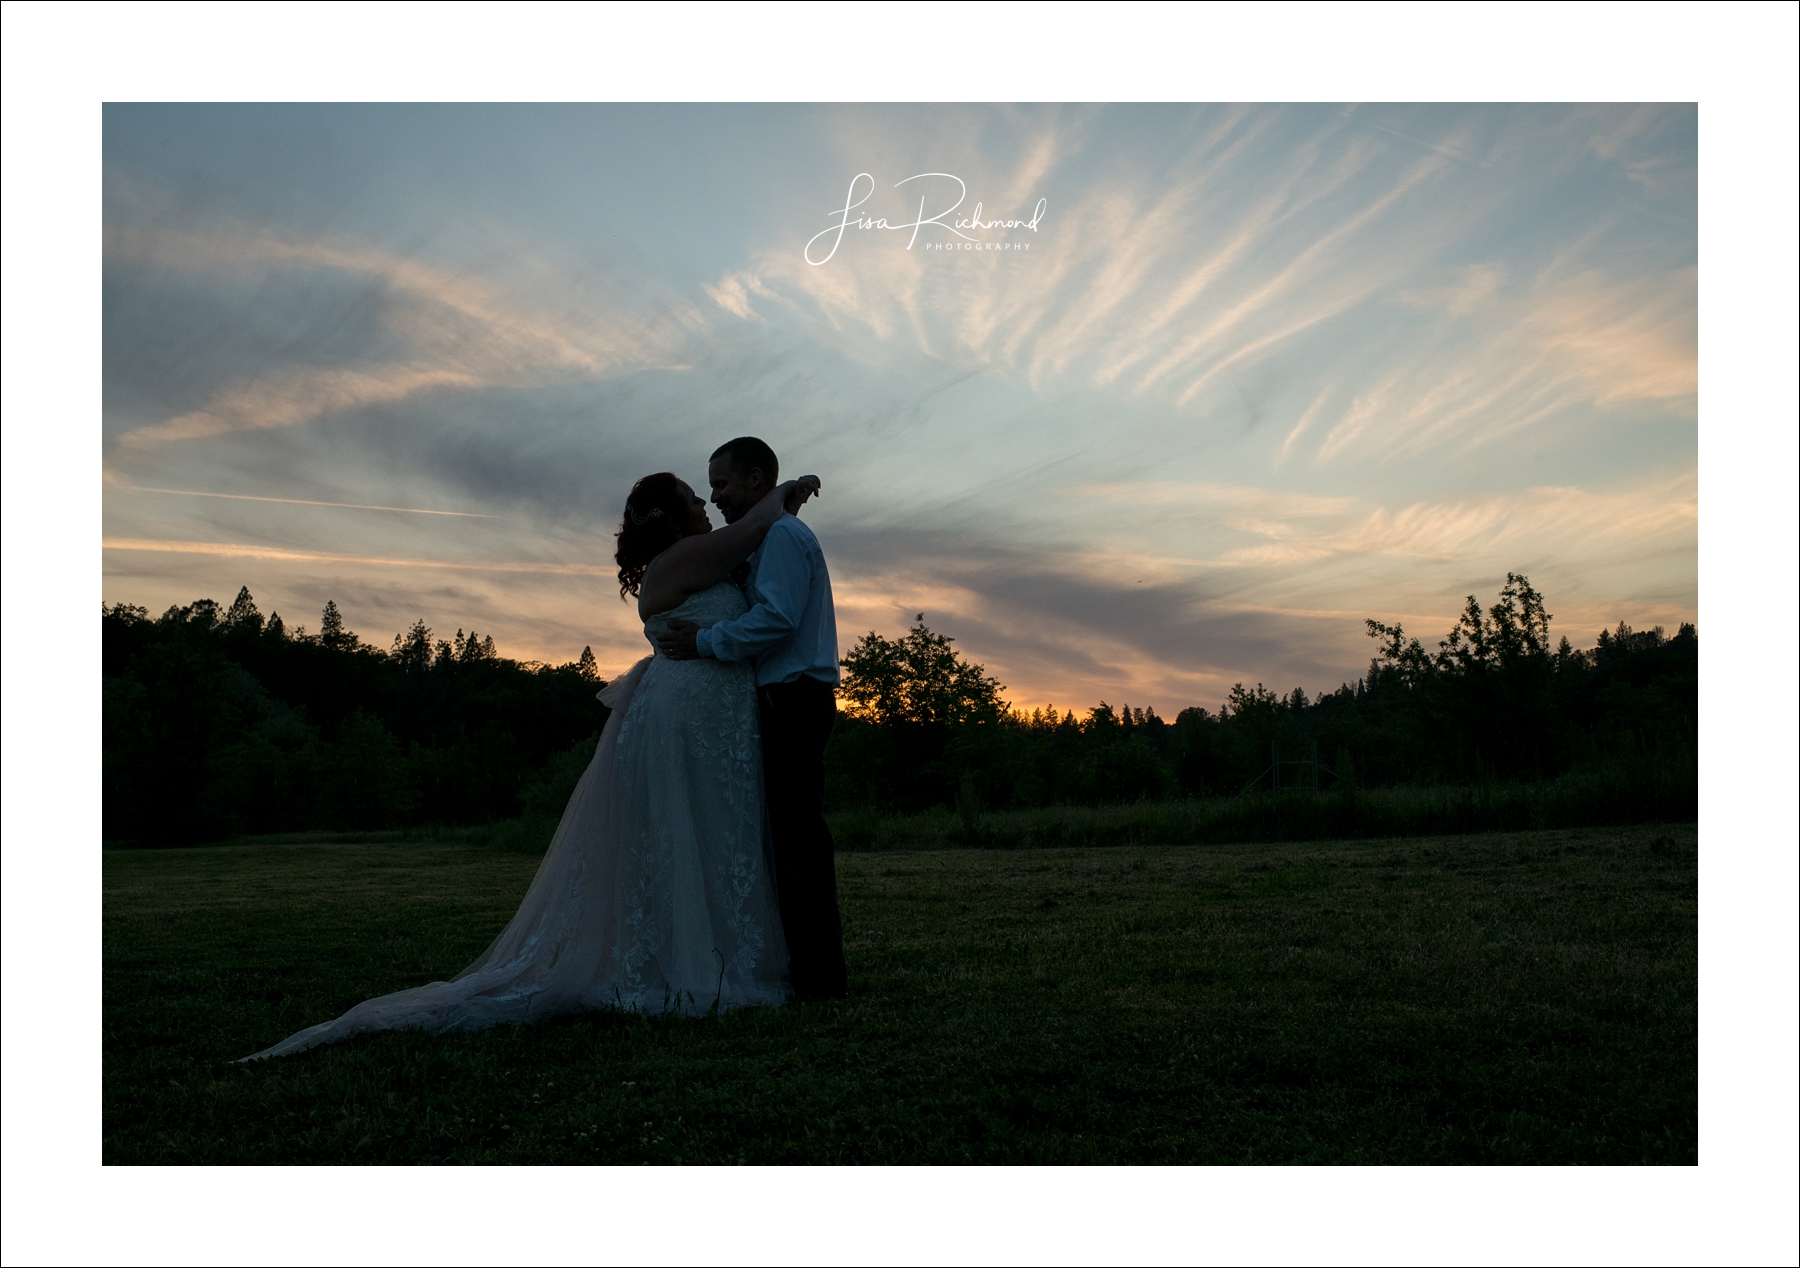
[1271,741,1280,792]
[1311,740,1319,792]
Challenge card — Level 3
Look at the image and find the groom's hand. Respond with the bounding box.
[656,619,703,660]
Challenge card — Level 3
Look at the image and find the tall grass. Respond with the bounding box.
[172,748,1692,858]
[830,752,1696,852]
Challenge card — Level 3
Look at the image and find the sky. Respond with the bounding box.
[101,103,1697,714]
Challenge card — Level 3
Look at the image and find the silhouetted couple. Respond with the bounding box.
[244,437,846,1060]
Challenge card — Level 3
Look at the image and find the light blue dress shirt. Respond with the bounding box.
[695,514,840,686]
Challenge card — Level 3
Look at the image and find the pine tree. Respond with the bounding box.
[576,646,600,681]
[320,600,350,649]
[224,586,262,633]
[391,619,433,671]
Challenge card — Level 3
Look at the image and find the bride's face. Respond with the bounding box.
[675,481,712,536]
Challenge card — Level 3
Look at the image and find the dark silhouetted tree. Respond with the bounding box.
[839,614,1005,728]
[392,619,433,672]
[833,615,1009,811]
[101,573,1695,842]
[459,630,497,663]
[319,600,353,650]
[224,586,262,634]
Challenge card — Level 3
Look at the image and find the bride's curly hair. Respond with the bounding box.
[614,472,689,598]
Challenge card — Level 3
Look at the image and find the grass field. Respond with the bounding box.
[103,823,1696,1164]
[827,769,1697,852]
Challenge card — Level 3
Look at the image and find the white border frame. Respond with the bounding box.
[4,4,1794,1265]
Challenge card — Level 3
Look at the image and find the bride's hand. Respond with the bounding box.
[782,475,821,514]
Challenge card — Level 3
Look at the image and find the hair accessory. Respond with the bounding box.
[626,503,665,526]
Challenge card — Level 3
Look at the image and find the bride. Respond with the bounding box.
[241,470,820,1060]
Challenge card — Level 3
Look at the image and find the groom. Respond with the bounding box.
[656,436,849,1001]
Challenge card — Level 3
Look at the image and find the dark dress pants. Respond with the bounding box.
[759,676,848,999]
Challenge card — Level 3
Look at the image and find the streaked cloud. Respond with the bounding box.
[102,537,613,577]
[101,104,1697,712]
[117,484,496,518]
[106,218,704,449]
[804,468,1698,709]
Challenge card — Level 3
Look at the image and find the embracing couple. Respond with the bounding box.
[246,437,845,1060]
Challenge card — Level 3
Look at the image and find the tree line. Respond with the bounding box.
[827,574,1695,815]
[103,573,1695,845]
[103,589,606,844]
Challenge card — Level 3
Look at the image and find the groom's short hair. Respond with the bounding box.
[711,436,779,489]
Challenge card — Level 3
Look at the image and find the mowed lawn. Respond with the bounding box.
[103,825,1696,1164]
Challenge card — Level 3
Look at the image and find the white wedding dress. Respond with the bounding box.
[243,581,789,1060]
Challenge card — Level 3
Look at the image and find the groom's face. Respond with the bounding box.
[708,456,767,526]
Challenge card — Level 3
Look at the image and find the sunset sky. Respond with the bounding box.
[102,103,1697,713]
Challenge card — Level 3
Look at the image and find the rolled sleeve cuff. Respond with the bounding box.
[695,626,718,658]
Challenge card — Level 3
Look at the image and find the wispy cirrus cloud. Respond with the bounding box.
[1068,473,1697,571]
[106,219,705,450]
[100,104,1697,711]
[1311,261,1695,463]
[117,363,480,449]
[112,482,496,518]
[705,105,1693,474]
[102,536,615,577]
[765,461,1694,715]
[703,109,1456,399]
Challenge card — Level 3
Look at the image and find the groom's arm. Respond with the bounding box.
[657,520,809,663]
[697,523,812,662]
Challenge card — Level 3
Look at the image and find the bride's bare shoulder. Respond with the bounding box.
[635,552,687,618]
[639,568,736,622]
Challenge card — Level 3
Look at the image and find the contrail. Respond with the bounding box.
[120,485,497,519]
[102,538,609,576]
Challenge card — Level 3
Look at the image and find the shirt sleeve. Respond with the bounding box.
[696,522,809,664]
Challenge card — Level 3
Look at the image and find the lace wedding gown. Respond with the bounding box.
[242,581,789,1060]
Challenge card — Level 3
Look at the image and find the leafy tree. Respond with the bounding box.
[318,710,413,828]
[834,616,1007,811]
[101,575,1696,842]
[839,614,1005,727]
[102,590,609,844]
